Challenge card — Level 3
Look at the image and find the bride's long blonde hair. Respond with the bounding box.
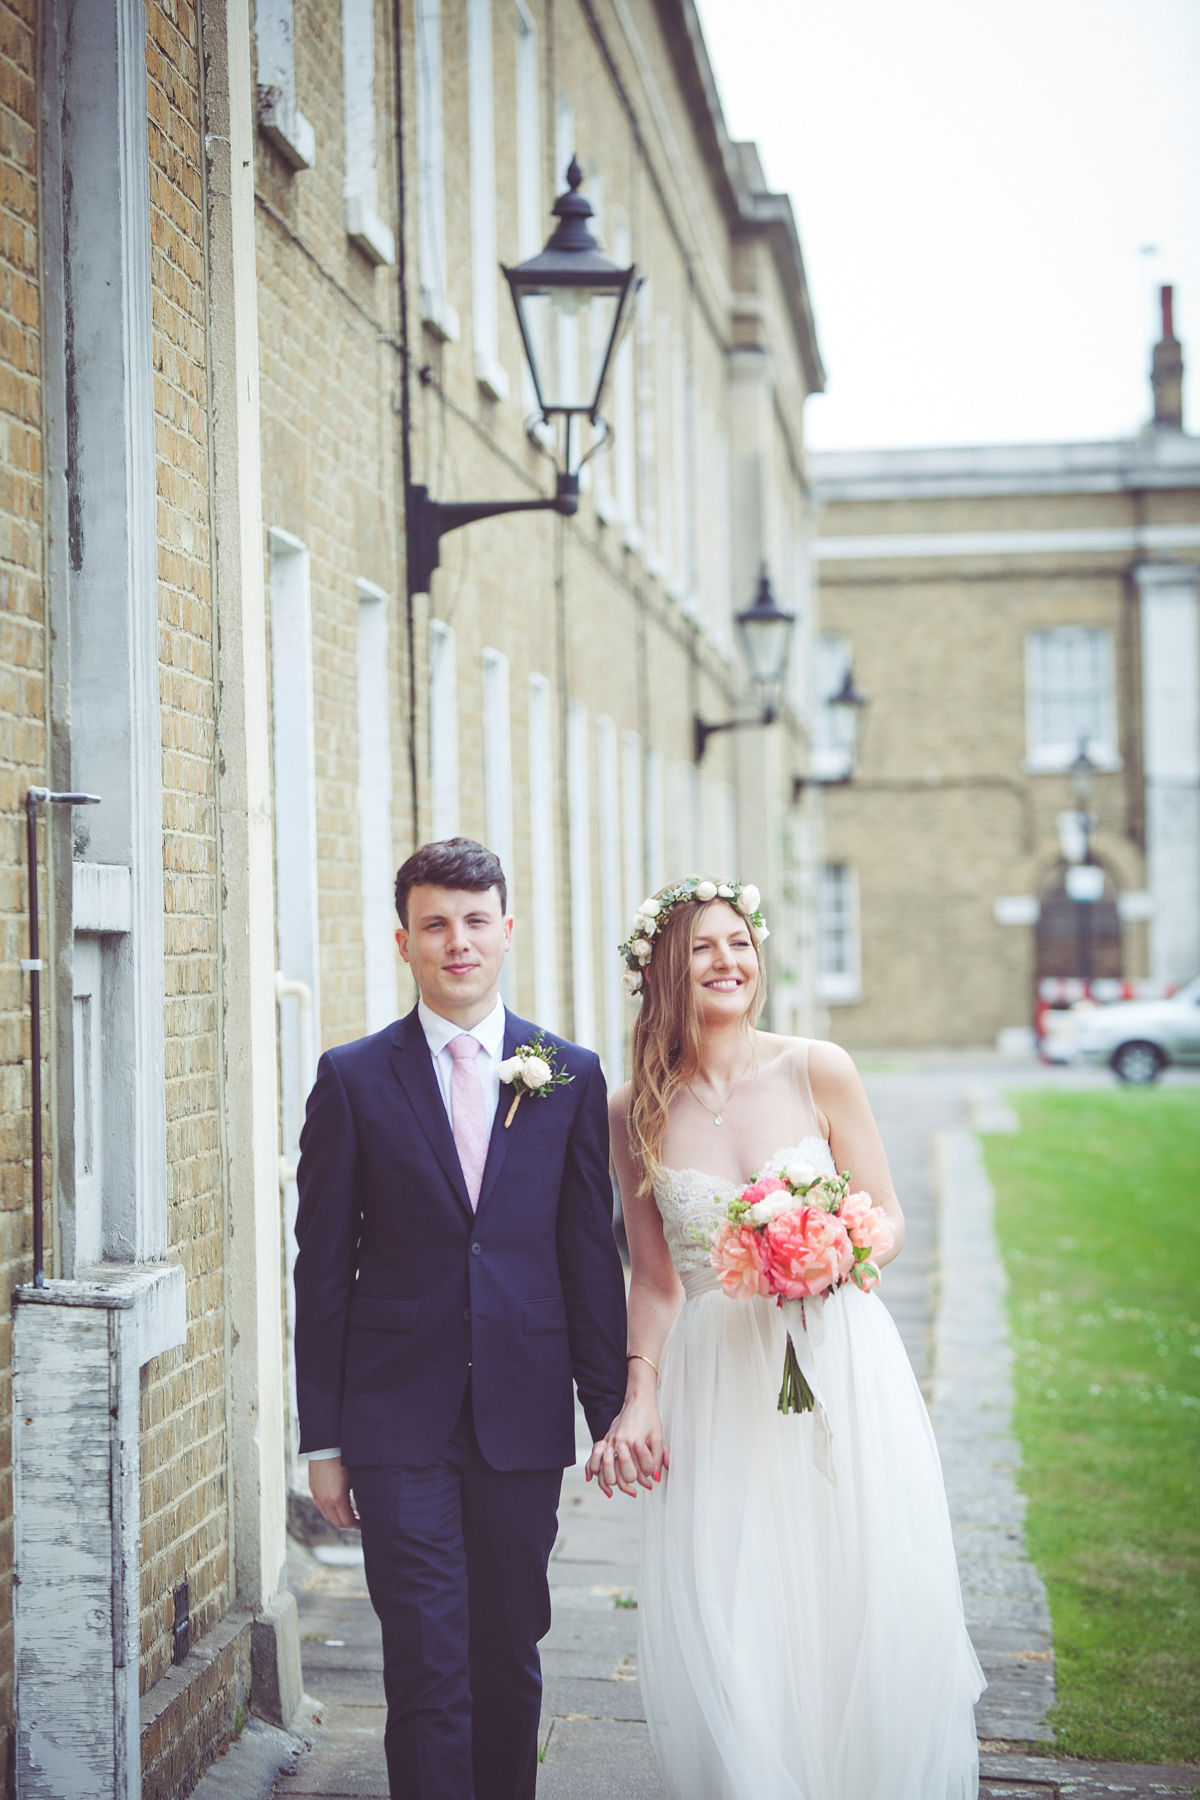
[628,894,767,1193]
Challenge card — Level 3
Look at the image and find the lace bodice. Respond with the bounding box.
[653,1138,838,1276]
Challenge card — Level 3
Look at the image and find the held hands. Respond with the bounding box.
[309,1457,361,1531]
[585,1385,668,1498]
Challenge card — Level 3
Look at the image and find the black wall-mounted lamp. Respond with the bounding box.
[407,159,638,595]
[694,568,796,762]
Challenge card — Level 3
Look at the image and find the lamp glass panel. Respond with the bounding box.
[738,614,792,686]
[513,279,624,412]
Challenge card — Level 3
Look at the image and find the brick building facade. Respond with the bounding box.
[811,302,1200,1050]
[0,1,828,1794]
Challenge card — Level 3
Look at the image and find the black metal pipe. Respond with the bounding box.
[23,788,100,1286]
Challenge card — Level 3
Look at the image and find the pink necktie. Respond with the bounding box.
[446,1034,488,1211]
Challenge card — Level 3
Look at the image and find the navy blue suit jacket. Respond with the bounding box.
[293,1006,628,1471]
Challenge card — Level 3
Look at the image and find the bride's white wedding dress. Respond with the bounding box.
[638,1048,983,1800]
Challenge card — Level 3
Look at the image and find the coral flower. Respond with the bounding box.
[763,1206,853,1300]
[710,1221,773,1298]
[839,1191,895,1257]
[740,1176,786,1210]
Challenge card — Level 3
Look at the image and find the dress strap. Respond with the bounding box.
[797,1038,821,1138]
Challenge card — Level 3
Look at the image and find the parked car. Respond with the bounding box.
[1072,976,1200,1082]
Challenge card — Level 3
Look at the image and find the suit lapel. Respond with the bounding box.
[388,1008,473,1217]
[475,1009,526,1217]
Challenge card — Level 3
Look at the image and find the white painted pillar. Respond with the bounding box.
[1136,562,1200,983]
[201,0,298,1695]
[358,583,397,1032]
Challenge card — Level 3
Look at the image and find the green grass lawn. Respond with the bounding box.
[983,1087,1200,1765]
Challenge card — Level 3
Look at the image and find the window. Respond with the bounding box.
[598,718,624,1080]
[415,0,458,340]
[357,583,395,1032]
[468,0,507,398]
[72,936,103,1265]
[1025,627,1118,770]
[811,634,856,781]
[257,0,315,168]
[817,863,861,1004]
[429,619,459,836]
[528,673,560,1030]
[645,748,664,892]
[515,2,540,415]
[482,648,514,1001]
[567,701,596,1048]
[343,0,394,263]
[610,211,638,546]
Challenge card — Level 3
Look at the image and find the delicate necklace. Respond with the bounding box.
[688,1054,755,1127]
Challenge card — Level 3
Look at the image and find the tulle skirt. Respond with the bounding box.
[638,1275,984,1800]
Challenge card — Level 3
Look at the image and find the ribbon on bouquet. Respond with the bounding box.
[780,1296,837,1486]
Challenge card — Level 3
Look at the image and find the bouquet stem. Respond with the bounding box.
[777,1330,815,1415]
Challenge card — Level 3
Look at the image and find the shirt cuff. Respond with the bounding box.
[306,1447,342,1461]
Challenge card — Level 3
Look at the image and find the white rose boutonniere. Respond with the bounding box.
[500,1029,574,1126]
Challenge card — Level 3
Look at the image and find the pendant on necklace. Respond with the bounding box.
[714,1114,723,1126]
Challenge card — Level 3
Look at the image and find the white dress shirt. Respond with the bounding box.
[307,996,509,1464]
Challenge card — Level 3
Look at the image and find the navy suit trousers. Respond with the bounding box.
[349,1383,563,1800]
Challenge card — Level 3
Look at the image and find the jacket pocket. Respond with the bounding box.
[522,1296,568,1336]
[349,1295,420,1333]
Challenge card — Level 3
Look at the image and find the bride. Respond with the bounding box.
[588,879,984,1800]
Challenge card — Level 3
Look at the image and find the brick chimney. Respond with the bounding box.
[1151,285,1183,429]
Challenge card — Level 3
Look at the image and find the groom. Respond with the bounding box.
[295,837,628,1800]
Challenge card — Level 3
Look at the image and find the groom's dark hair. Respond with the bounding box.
[394,838,508,926]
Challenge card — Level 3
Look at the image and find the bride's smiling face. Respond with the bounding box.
[690,901,760,1024]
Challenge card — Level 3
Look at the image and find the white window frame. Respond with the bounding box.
[72,935,104,1266]
[483,648,515,1001]
[357,581,395,1032]
[567,700,596,1049]
[645,747,664,892]
[429,618,459,837]
[415,0,458,340]
[468,0,507,399]
[816,862,862,1005]
[1025,626,1120,772]
[528,673,560,1030]
[343,0,395,264]
[257,0,315,169]
[621,730,642,924]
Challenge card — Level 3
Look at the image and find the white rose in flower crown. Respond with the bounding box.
[717,884,734,898]
[640,896,662,916]
[784,1160,818,1191]
[695,880,718,902]
[521,1055,553,1089]
[754,923,770,945]
[638,916,657,937]
[737,884,761,915]
[622,968,643,994]
[633,938,653,963]
[497,1056,523,1085]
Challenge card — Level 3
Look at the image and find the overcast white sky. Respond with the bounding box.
[692,0,1200,450]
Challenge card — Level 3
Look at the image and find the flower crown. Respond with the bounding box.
[619,877,769,996]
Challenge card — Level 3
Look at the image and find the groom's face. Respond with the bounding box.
[397,884,513,1020]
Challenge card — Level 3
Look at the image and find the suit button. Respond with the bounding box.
[463,1307,471,1321]
[471,1242,481,1256]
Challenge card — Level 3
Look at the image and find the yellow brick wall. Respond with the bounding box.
[0,7,41,1780]
[138,0,229,1689]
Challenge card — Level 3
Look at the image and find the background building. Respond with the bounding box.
[0,1,827,1793]
[810,294,1200,1050]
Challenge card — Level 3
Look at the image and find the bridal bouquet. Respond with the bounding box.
[707,1162,894,1415]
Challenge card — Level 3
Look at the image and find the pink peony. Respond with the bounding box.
[710,1220,773,1298]
[763,1205,853,1300]
[839,1191,895,1256]
[740,1176,786,1210]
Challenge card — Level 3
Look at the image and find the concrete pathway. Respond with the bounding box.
[233,1055,1198,1800]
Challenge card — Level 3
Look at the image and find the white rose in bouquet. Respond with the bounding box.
[695,880,718,902]
[497,1055,523,1085]
[521,1055,553,1089]
[784,1160,818,1190]
[737,884,761,915]
[747,1193,793,1227]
